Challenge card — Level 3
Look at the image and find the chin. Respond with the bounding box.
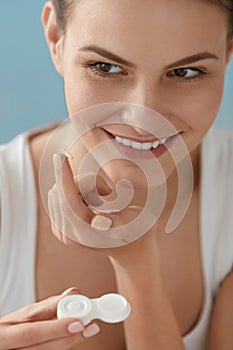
[102,160,175,191]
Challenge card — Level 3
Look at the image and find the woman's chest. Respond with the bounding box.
[35,184,204,348]
[35,224,127,349]
[36,228,204,346]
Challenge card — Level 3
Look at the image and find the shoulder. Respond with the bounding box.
[0,134,25,244]
[0,132,30,205]
[0,120,62,179]
[0,121,60,229]
[0,134,25,193]
[0,133,24,161]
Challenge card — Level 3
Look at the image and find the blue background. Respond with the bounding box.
[0,0,232,143]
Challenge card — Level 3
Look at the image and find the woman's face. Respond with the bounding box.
[44,0,233,188]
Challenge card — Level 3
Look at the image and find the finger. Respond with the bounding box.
[59,287,80,299]
[52,185,63,231]
[49,182,87,247]
[61,219,78,246]
[0,296,60,324]
[53,153,65,185]
[95,173,112,196]
[90,207,144,244]
[48,187,62,242]
[53,153,94,224]
[114,205,143,225]
[0,318,85,349]
[50,185,64,242]
[91,215,113,231]
[74,172,112,198]
[47,189,55,226]
[54,177,90,246]
[91,206,142,230]
[15,323,100,350]
[1,288,80,324]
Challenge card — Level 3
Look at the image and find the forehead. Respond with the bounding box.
[67,0,228,63]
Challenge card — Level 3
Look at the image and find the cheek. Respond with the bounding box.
[63,71,122,116]
[164,74,225,132]
[64,78,97,116]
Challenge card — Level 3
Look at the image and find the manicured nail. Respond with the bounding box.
[91,215,112,231]
[83,323,100,338]
[61,148,73,160]
[68,321,84,334]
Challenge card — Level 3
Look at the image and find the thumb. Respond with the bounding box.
[60,287,80,298]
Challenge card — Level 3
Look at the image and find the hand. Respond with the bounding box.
[0,288,100,350]
[48,152,153,251]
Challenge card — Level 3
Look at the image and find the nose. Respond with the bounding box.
[120,79,184,138]
[127,77,162,108]
[121,80,167,135]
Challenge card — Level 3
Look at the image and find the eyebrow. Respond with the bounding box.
[78,45,219,69]
[79,45,136,67]
[165,52,219,69]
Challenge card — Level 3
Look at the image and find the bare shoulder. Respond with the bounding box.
[207,270,233,350]
[29,127,56,163]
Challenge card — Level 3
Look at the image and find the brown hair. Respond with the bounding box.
[52,0,73,31]
[52,0,233,39]
[213,0,233,39]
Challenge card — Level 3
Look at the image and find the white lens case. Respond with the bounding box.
[57,293,131,326]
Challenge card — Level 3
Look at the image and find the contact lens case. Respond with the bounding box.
[57,293,131,326]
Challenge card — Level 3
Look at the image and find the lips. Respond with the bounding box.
[104,130,177,151]
[102,128,180,143]
[100,127,181,160]
[116,134,168,150]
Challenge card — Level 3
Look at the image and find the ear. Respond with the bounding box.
[225,37,233,68]
[41,1,64,76]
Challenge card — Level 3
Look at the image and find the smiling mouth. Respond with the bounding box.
[115,135,168,150]
[103,129,179,151]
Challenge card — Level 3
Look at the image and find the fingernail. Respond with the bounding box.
[91,215,112,231]
[68,321,84,334]
[61,148,74,160]
[83,323,100,338]
[61,287,80,296]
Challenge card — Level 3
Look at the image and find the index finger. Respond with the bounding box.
[53,153,94,224]
[1,296,60,324]
[1,288,80,323]
[0,318,85,349]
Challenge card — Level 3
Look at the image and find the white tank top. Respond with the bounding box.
[0,123,233,349]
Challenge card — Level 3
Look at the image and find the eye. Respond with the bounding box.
[85,62,126,78]
[167,67,206,81]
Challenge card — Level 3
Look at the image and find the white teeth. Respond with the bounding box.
[132,141,142,150]
[160,138,167,144]
[152,141,160,149]
[142,142,153,150]
[123,138,133,146]
[115,136,168,150]
[115,136,123,143]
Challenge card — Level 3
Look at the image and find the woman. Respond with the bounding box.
[0,0,233,349]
